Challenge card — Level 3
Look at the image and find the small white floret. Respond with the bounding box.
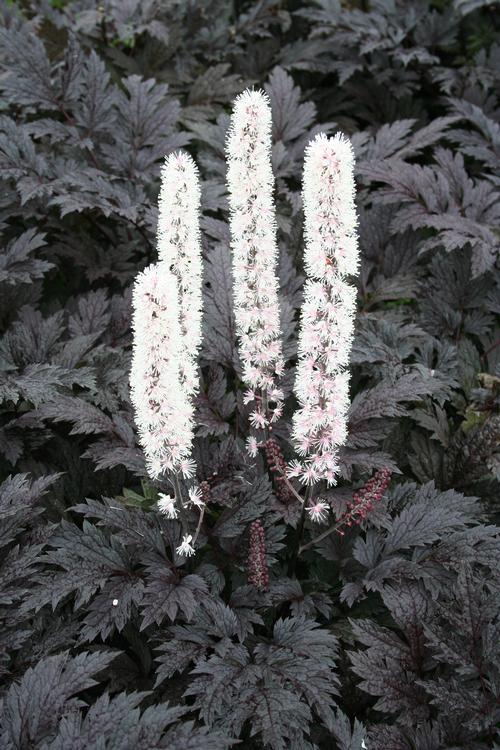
[158,493,178,519]
[176,534,195,557]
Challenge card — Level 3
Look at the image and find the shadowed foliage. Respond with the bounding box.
[0,1,499,747]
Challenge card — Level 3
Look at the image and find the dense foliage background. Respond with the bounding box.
[0,0,499,747]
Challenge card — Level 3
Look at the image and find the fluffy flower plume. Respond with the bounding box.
[130,264,195,479]
[226,89,285,429]
[291,133,359,486]
[157,151,203,396]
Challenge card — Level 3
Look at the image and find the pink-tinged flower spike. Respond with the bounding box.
[291,133,359,486]
[226,90,285,432]
[157,152,203,397]
[129,263,195,480]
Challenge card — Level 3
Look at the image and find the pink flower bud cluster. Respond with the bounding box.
[264,437,295,505]
[199,480,212,506]
[226,90,285,430]
[247,519,269,591]
[291,133,359,486]
[336,467,392,536]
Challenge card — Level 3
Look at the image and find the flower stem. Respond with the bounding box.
[288,485,313,576]
[172,473,189,537]
[268,456,306,504]
[262,388,269,442]
[192,505,205,546]
[299,517,343,555]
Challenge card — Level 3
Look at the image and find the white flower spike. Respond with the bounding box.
[226,89,285,431]
[291,133,359,486]
[130,152,202,488]
[157,152,203,397]
[129,264,195,479]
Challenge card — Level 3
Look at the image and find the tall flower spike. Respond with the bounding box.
[157,152,203,397]
[226,90,285,431]
[130,263,195,479]
[291,133,359,486]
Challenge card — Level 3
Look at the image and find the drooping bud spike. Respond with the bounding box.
[247,519,269,590]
